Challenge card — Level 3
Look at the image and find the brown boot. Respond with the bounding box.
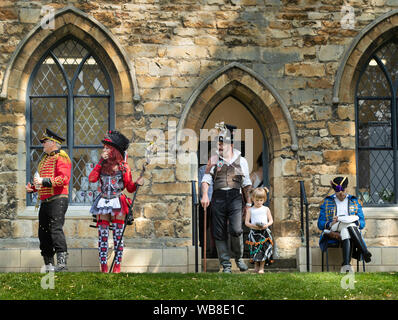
[328,231,341,241]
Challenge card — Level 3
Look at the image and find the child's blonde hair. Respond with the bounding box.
[251,187,269,202]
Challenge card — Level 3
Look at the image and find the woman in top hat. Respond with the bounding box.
[89,130,143,273]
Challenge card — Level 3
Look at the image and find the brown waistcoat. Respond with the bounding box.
[212,157,243,190]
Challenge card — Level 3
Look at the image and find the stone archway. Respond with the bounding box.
[178,62,297,153]
[177,63,299,257]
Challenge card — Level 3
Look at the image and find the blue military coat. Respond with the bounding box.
[318,194,366,252]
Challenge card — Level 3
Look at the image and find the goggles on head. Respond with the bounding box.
[215,121,233,144]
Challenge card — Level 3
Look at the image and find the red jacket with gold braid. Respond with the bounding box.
[32,150,72,201]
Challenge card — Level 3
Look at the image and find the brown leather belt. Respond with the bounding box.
[41,194,68,203]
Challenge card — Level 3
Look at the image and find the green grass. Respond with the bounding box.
[0,272,397,300]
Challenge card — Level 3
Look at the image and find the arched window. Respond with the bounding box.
[356,40,398,206]
[27,36,114,205]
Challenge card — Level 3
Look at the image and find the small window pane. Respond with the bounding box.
[30,97,67,146]
[358,150,394,205]
[74,97,108,145]
[357,60,390,97]
[31,56,67,95]
[375,41,398,85]
[29,148,42,183]
[71,148,102,204]
[74,57,109,95]
[52,39,89,81]
[357,99,391,148]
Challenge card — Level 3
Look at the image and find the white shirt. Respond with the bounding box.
[250,206,269,226]
[335,195,348,216]
[201,149,252,188]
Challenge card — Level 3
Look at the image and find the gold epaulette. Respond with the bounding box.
[59,150,71,163]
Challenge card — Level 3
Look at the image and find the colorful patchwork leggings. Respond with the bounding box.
[112,219,125,265]
[98,220,125,265]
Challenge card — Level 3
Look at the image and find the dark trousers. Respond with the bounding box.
[38,197,68,257]
[211,189,243,241]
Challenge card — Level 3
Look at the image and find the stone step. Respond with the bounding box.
[202,258,297,273]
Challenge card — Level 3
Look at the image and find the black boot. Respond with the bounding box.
[43,256,55,272]
[341,239,352,272]
[55,252,68,272]
[347,226,372,263]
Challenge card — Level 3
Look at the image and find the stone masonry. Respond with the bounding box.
[0,0,398,265]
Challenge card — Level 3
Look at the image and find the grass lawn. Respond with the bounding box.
[0,272,397,300]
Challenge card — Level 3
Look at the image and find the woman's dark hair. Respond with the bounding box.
[101,145,124,175]
[256,152,263,168]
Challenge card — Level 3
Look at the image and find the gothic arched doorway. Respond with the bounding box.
[199,96,270,258]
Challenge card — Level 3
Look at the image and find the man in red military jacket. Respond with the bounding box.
[26,128,72,272]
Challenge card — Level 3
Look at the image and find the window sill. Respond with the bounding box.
[363,207,398,219]
[18,206,91,219]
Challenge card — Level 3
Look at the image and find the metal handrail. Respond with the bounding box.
[299,181,310,272]
[191,180,199,273]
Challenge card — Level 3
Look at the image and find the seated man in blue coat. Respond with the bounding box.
[318,176,372,272]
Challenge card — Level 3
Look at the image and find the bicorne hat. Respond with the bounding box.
[331,176,348,192]
[102,130,130,157]
[39,128,65,144]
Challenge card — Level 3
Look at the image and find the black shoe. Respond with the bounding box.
[362,251,372,263]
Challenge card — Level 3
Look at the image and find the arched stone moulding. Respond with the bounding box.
[0,4,140,103]
[333,9,398,104]
[177,62,298,154]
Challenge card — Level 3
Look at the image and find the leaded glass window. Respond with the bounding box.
[27,37,114,205]
[356,40,398,205]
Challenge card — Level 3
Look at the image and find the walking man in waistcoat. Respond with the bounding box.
[26,128,72,272]
[201,123,252,273]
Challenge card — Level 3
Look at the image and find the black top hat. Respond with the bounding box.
[102,130,130,157]
[39,128,65,144]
